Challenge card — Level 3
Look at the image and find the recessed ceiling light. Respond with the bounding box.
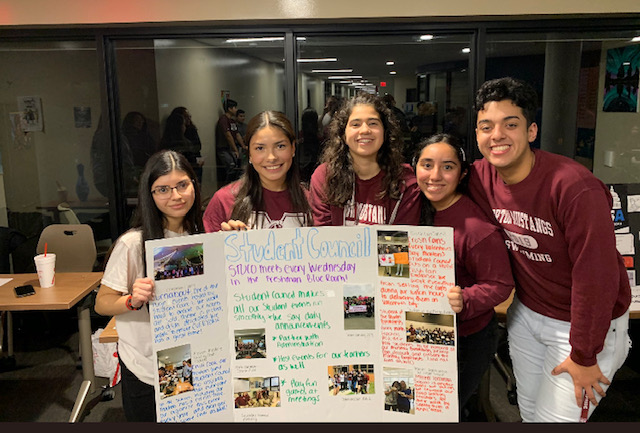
[297,58,338,62]
[419,35,434,41]
[311,69,353,73]
[225,37,284,43]
[328,75,363,80]
[390,71,397,75]
[386,61,395,66]
[462,47,471,53]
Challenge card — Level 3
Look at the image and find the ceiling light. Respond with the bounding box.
[390,71,397,75]
[462,47,471,53]
[311,69,353,73]
[225,37,284,43]
[419,34,434,41]
[632,36,640,42]
[297,58,337,62]
[328,75,363,80]
[386,61,395,66]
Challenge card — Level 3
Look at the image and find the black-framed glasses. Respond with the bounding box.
[151,179,194,198]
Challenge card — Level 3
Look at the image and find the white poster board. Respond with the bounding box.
[147,225,457,422]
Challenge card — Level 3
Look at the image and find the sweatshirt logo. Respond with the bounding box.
[344,202,387,225]
[492,209,554,237]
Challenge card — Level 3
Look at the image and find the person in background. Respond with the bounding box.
[469,77,631,422]
[299,107,322,183]
[204,110,312,232]
[236,109,248,138]
[309,92,421,226]
[94,150,203,422]
[171,107,203,184]
[414,133,514,420]
[123,111,157,173]
[160,112,201,185]
[319,95,341,142]
[215,99,245,185]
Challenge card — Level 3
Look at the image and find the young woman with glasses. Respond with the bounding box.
[95,149,203,422]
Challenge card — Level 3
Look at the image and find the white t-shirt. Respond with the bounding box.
[101,228,185,386]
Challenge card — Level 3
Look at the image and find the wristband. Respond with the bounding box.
[126,294,143,311]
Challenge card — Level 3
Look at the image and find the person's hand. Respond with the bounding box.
[447,285,463,313]
[131,277,154,308]
[220,220,249,231]
[551,356,610,407]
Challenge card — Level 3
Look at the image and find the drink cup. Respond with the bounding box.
[34,253,56,288]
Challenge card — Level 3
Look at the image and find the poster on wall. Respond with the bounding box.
[17,96,43,132]
[146,225,459,423]
[221,90,230,110]
[73,106,92,128]
[9,112,31,150]
[608,184,640,287]
[603,45,640,113]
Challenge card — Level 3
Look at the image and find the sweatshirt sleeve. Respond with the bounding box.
[459,230,515,322]
[309,163,335,226]
[562,186,625,366]
[392,165,421,225]
[203,186,235,233]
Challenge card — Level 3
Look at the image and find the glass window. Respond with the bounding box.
[485,30,640,183]
[296,33,473,182]
[0,40,110,272]
[112,35,286,214]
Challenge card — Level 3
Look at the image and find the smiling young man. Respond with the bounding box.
[468,77,631,423]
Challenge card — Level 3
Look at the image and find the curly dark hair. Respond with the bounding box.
[474,77,538,126]
[319,92,405,207]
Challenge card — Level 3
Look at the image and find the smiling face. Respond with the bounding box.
[344,104,384,163]
[249,125,295,191]
[476,99,538,184]
[416,142,466,211]
[151,169,195,231]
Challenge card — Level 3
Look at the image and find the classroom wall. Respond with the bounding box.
[0,46,101,211]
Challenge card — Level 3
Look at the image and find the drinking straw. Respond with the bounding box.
[44,242,47,257]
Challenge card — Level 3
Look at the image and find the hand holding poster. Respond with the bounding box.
[146,225,457,422]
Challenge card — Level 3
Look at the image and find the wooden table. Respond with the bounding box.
[0,272,103,422]
[99,316,118,344]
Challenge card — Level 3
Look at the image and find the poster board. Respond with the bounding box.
[608,184,640,286]
[147,225,457,423]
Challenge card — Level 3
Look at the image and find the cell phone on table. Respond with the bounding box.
[14,284,36,298]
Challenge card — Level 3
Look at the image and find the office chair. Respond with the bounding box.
[36,224,97,272]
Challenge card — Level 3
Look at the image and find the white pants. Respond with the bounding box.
[507,296,631,422]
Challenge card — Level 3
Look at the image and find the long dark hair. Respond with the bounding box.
[130,150,203,265]
[230,111,312,227]
[320,92,405,207]
[413,133,469,225]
